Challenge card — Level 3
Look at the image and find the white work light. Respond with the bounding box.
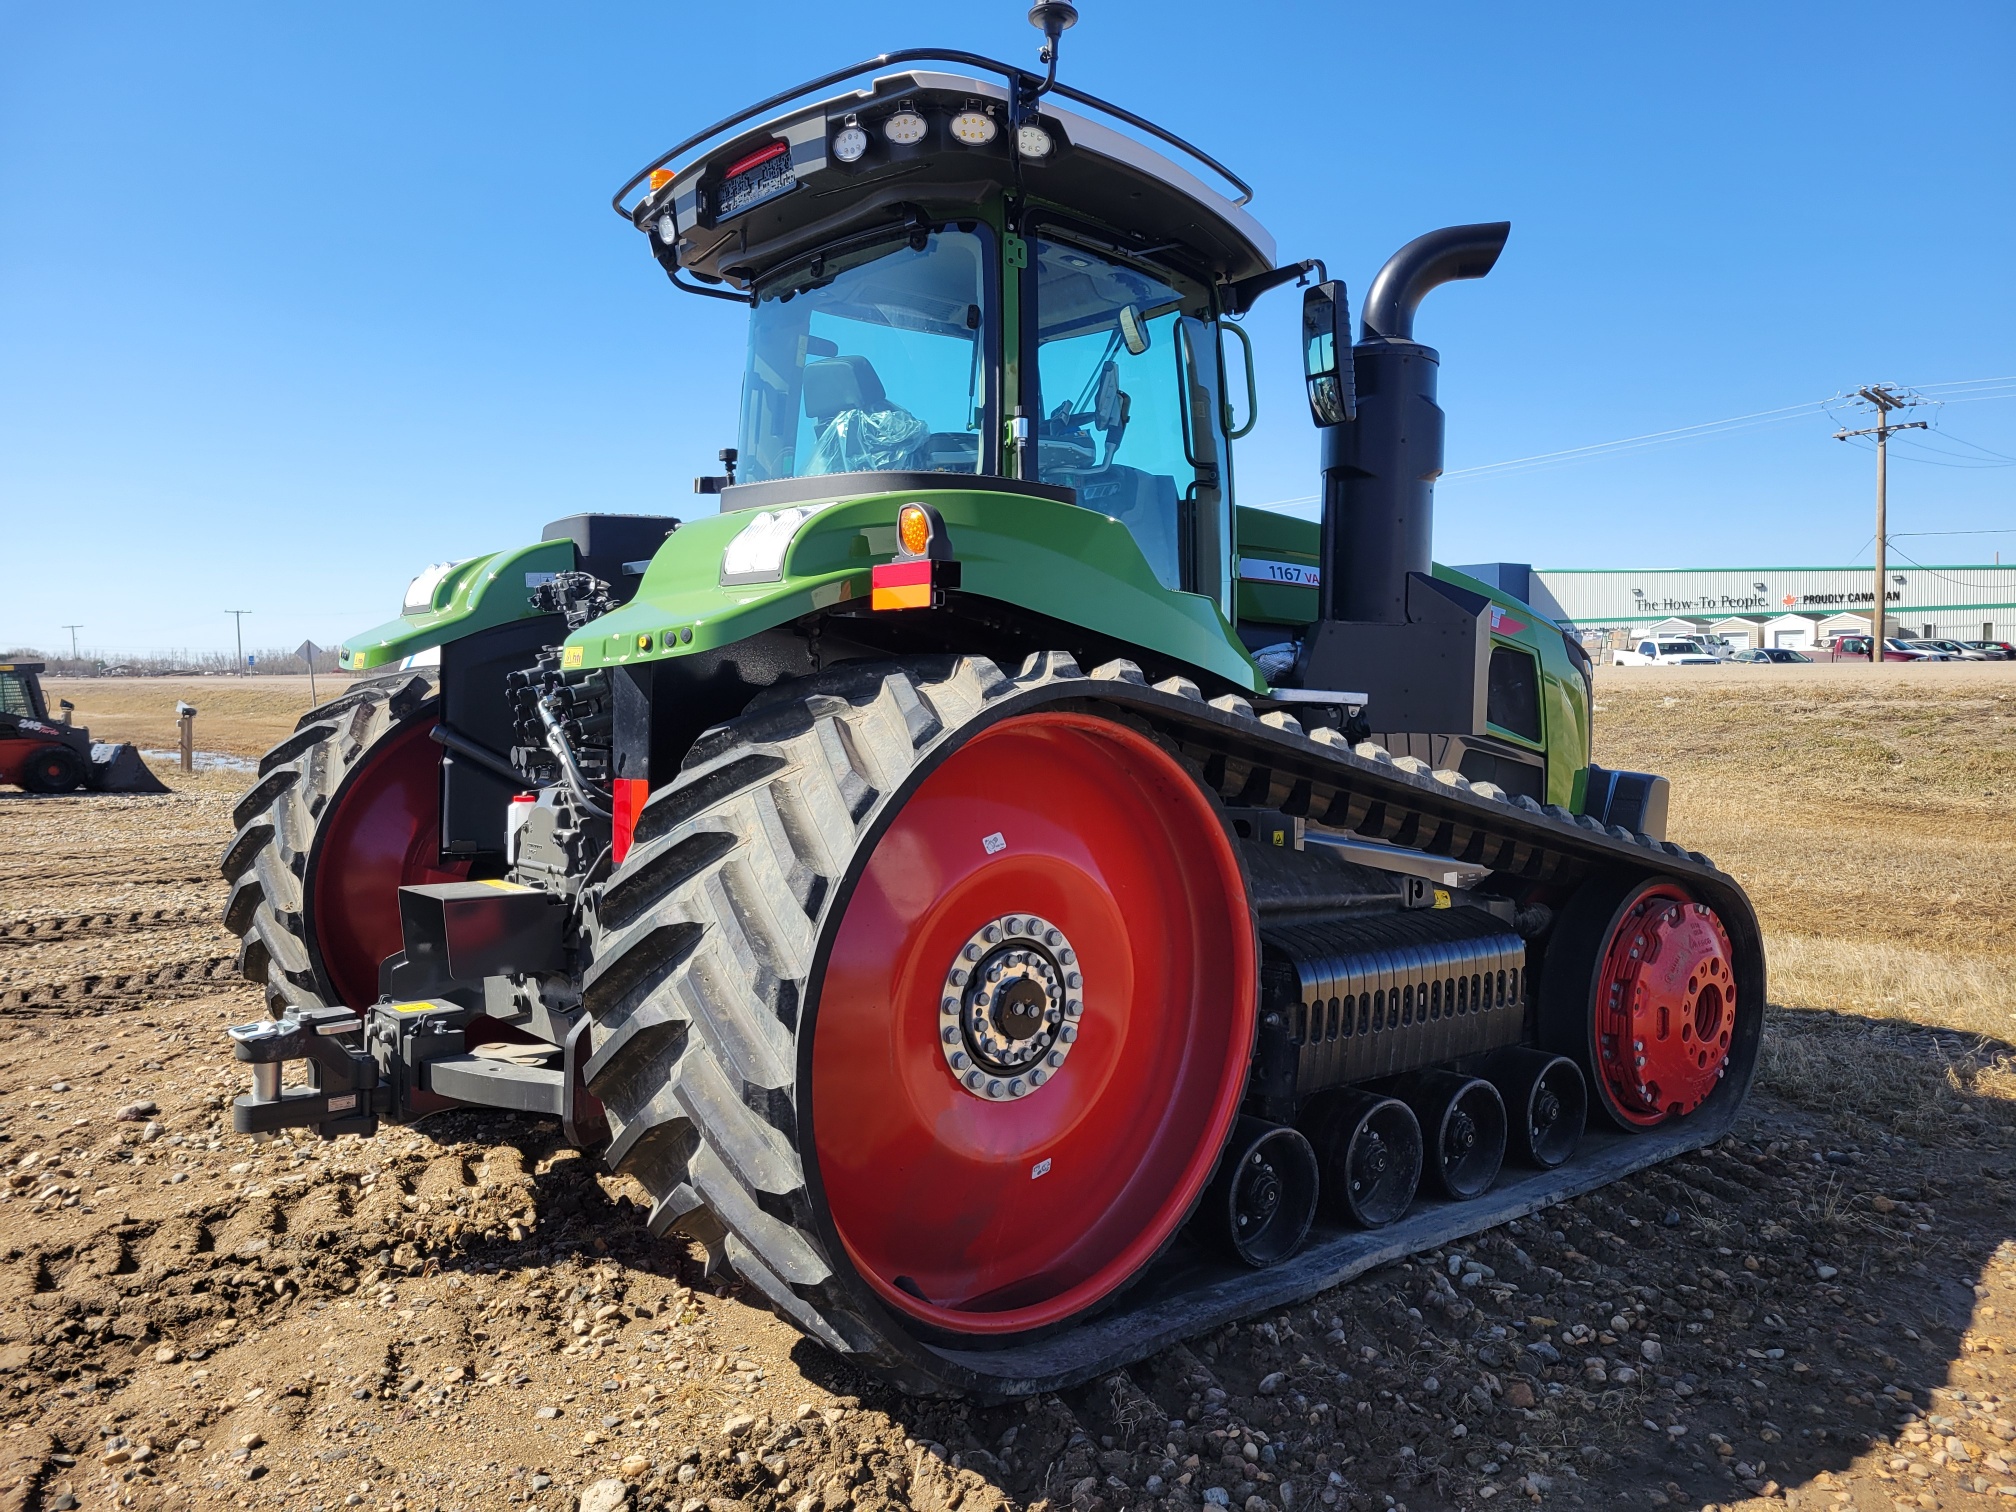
[832,118,869,163]
[720,506,832,584]
[884,109,927,146]
[1016,124,1053,159]
[950,109,997,145]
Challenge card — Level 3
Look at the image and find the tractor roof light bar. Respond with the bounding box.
[610,46,1255,224]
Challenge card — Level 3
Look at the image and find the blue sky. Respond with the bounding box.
[3,2,2012,655]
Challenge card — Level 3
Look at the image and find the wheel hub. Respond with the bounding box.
[939,913,1083,1101]
[1594,891,1738,1124]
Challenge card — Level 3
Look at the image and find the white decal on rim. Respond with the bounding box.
[1031,1158,1052,1179]
[981,832,1007,855]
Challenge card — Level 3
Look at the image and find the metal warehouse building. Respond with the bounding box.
[1456,563,2016,649]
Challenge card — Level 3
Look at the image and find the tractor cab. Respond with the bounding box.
[616,53,1276,608]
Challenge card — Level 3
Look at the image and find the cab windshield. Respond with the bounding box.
[736,227,994,484]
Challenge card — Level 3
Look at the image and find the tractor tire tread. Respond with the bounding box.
[219,672,438,1017]
[581,653,1049,1386]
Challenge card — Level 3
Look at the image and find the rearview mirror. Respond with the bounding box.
[1301,280,1354,426]
[1117,304,1150,357]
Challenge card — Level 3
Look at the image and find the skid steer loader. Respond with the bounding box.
[0,662,168,794]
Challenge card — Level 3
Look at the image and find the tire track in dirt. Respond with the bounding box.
[0,956,245,1015]
[0,909,203,948]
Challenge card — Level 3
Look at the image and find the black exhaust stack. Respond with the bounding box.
[1299,223,1510,736]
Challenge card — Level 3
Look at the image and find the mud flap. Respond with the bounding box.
[87,743,170,794]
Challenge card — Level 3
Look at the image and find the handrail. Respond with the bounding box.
[609,46,1253,223]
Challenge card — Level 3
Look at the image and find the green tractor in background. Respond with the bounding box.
[221,6,1763,1395]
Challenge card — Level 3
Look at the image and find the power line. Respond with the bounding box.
[225,609,252,676]
[1833,385,1928,661]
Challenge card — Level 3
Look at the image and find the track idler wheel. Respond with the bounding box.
[1481,1048,1587,1169]
[1541,876,1758,1132]
[1300,1089,1422,1229]
[1391,1071,1506,1200]
[1199,1117,1319,1267]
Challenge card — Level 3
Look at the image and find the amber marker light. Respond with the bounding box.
[898,504,932,558]
[648,169,674,191]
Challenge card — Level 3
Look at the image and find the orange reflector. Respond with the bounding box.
[648,168,674,191]
[898,503,932,557]
[872,559,935,611]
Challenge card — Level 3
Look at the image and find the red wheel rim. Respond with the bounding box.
[810,713,1255,1336]
[1592,883,1737,1127]
[309,714,469,1010]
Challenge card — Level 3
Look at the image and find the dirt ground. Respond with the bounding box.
[3,667,2015,1512]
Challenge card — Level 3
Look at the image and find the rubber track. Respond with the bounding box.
[217,671,438,1017]
[578,651,1766,1397]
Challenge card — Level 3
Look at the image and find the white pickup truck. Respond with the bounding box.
[1611,636,1723,667]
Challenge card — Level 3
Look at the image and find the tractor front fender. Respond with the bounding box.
[339,540,578,674]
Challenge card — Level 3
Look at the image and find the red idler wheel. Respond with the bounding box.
[307,715,469,1010]
[809,712,1256,1337]
[1588,883,1737,1127]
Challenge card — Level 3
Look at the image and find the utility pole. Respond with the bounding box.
[1834,386,1927,661]
[226,609,252,675]
[61,624,82,660]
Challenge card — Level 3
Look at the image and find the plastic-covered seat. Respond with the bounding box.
[803,355,890,425]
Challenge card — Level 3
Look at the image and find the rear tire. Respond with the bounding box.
[220,671,470,1015]
[579,653,1255,1386]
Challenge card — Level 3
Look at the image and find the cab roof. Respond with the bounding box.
[617,52,1276,296]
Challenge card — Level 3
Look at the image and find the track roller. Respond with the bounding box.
[1390,1071,1506,1200]
[1199,1116,1319,1266]
[1300,1089,1423,1229]
[1481,1048,1587,1169]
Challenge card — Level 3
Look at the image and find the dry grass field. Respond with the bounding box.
[1592,663,2016,1136]
[3,664,2015,1512]
[41,676,345,760]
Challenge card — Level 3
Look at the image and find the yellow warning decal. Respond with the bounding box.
[561,645,585,669]
[1432,888,1452,909]
[478,879,532,892]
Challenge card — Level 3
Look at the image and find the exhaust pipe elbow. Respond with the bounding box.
[1360,221,1511,342]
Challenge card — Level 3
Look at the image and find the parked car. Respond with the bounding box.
[1611,637,1722,667]
[1895,641,1975,661]
[1731,647,1813,664]
[1888,639,1954,661]
[1915,639,1992,661]
[1821,635,1945,662]
[1963,640,2014,659]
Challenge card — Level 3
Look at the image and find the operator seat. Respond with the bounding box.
[803,355,890,427]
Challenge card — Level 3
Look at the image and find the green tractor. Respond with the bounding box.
[221,8,1763,1396]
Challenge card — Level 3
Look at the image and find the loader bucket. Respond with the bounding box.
[88,742,171,794]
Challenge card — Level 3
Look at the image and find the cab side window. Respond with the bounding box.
[1033,238,1225,594]
[0,673,34,717]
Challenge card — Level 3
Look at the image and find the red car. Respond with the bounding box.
[1817,635,1919,662]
